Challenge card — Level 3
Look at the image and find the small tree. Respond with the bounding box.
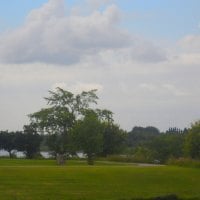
[72,110,103,165]
[185,121,200,159]
[23,125,42,159]
[101,123,126,157]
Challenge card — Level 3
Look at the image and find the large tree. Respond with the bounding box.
[29,87,98,164]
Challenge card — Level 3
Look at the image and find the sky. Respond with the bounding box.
[0,0,200,132]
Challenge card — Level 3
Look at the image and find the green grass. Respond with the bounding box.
[0,159,199,200]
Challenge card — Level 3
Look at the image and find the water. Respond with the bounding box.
[0,150,86,158]
[0,150,51,158]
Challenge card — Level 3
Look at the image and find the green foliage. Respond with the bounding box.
[15,125,42,159]
[167,157,200,168]
[146,132,186,163]
[166,127,188,134]
[29,87,99,164]
[105,153,154,164]
[46,133,66,156]
[184,121,200,159]
[0,129,42,159]
[132,146,154,163]
[72,111,104,165]
[0,131,16,157]
[127,126,160,148]
[101,123,126,157]
[126,126,187,163]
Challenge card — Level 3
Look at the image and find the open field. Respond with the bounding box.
[0,159,199,200]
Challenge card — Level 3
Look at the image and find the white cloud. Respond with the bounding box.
[178,34,200,53]
[27,0,66,21]
[0,1,129,65]
[86,0,113,9]
[139,83,189,97]
[0,0,166,65]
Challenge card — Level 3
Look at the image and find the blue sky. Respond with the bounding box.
[1,0,200,39]
[0,0,48,31]
[0,0,200,131]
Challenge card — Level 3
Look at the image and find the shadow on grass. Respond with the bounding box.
[120,194,199,200]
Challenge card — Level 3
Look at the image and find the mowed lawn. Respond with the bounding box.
[0,159,199,200]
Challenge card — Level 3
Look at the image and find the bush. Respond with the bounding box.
[106,155,134,163]
[167,157,200,168]
[104,154,154,164]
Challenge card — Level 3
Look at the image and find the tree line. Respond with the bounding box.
[0,126,41,159]
[0,88,200,164]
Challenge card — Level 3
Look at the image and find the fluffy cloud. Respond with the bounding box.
[86,0,114,9]
[0,1,127,64]
[179,34,200,53]
[0,0,166,65]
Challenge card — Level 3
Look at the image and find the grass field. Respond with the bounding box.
[0,159,199,200]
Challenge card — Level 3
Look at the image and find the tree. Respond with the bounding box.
[146,130,185,163]
[29,87,98,164]
[185,121,200,159]
[72,110,104,165]
[23,125,42,159]
[101,123,126,157]
[94,109,126,157]
[127,126,160,148]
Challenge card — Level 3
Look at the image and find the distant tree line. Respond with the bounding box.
[0,88,199,165]
[0,125,41,159]
[126,126,189,163]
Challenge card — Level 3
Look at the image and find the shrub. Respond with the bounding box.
[167,157,200,168]
[105,154,154,164]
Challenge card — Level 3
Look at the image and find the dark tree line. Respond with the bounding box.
[0,122,125,163]
[0,126,41,159]
[126,125,200,163]
[0,123,199,164]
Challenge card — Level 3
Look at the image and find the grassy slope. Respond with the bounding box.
[0,159,199,200]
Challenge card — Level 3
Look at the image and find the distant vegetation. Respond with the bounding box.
[0,88,200,166]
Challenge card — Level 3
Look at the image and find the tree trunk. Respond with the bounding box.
[56,154,66,165]
[8,151,12,158]
[87,153,94,165]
